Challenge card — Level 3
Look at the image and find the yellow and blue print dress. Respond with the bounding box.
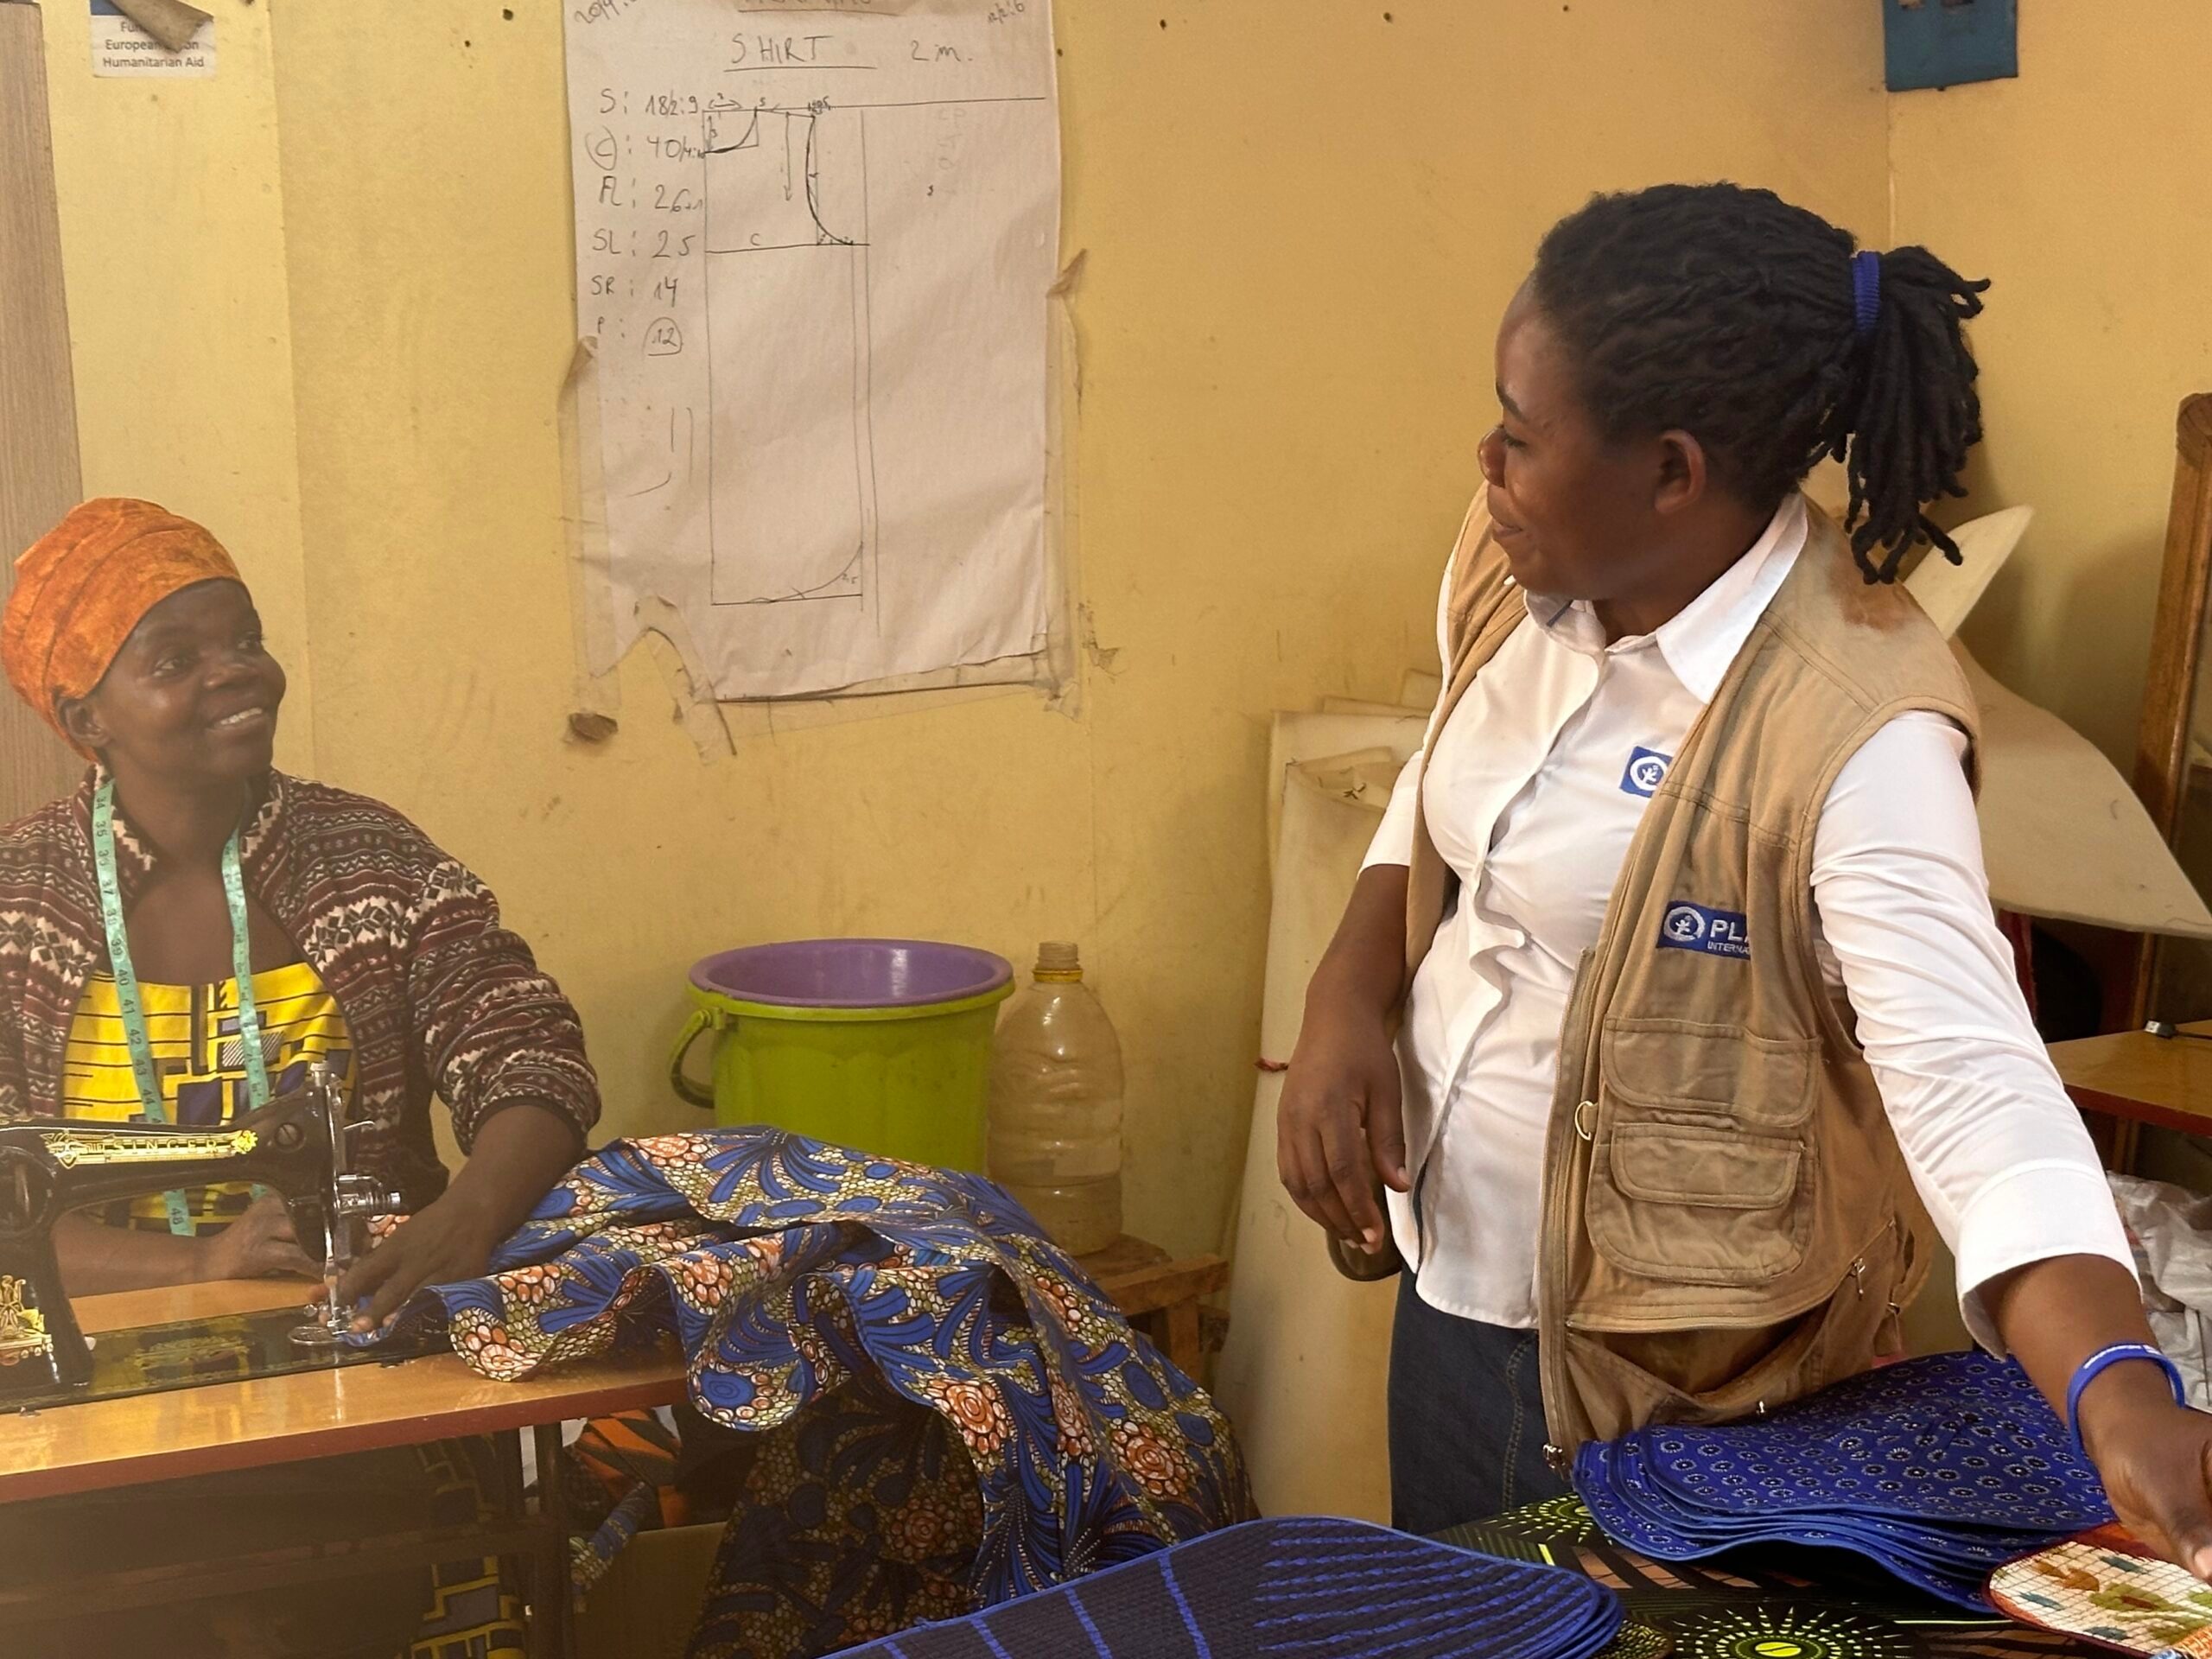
[59,964,525,1659]
[61,963,354,1230]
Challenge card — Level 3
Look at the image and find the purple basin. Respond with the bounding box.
[690,938,1014,1011]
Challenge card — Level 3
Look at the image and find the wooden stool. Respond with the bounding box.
[1077,1235,1230,1377]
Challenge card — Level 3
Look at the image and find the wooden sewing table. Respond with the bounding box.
[0,1278,690,1657]
[0,1240,1228,1656]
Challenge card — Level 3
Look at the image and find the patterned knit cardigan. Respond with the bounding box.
[0,771,601,1206]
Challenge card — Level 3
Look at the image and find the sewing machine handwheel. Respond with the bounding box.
[0,1146,53,1241]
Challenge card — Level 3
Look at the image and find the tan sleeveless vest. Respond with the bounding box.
[1406,495,1981,1452]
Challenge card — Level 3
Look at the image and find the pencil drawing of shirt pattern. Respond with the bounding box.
[385,1129,1254,1658]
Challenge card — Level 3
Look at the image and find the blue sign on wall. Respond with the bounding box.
[1885,0,2018,93]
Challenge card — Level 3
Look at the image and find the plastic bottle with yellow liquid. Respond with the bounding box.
[987,942,1125,1255]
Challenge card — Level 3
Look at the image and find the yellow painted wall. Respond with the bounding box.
[37,0,315,773]
[38,0,1888,1258]
[1889,3,2212,763]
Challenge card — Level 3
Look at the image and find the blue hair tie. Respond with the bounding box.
[1852,249,1883,339]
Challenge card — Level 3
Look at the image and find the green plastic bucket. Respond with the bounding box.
[669,938,1014,1172]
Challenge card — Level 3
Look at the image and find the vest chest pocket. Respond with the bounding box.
[1585,1022,1820,1287]
[1601,1020,1818,1131]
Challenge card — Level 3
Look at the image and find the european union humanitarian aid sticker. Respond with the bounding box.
[1659,902,1750,959]
[1620,747,1672,798]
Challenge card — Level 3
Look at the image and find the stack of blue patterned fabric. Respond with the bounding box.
[842,1516,1625,1659]
[1574,1351,2114,1608]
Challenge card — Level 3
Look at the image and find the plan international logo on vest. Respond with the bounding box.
[1659,902,1750,960]
[1619,747,1673,798]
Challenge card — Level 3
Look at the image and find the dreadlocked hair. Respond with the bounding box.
[1529,182,1991,582]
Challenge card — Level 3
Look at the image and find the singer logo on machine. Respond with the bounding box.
[1620,747,1673,798]
[1659,902,1750,960]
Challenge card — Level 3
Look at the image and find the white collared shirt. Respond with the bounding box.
[1363,493,2132,1340]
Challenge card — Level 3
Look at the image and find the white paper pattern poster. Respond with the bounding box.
[565,0,1059,698]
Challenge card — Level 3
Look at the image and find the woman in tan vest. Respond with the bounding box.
[1280,182,2212,1566]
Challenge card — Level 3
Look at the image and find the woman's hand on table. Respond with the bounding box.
[1993,1254,2212,1580]
[54,1203,315,1297]
[2079,1362,2212,1580]
[200,1193,320,1282]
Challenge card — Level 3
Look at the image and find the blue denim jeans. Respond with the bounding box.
[1388,1272,1569,1533]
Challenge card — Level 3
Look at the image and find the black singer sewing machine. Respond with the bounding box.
[0,1065,421,1408]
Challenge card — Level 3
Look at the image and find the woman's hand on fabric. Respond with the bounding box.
[337,1186,505,1332]
[1277,993,1408,1252]
[1989,1255,2212,1579]
[2080,1364,2212,1580]
[337,1101,583,1331]
[200,1193,320,1282]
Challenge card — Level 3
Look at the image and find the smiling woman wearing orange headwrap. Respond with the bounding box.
[3,497,249,753]
[0,499,601,1658]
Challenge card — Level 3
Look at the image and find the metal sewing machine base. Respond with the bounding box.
[0,1299,443,1414]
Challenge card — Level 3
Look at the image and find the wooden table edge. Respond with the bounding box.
[1096,1255,1231,1316]
[0,1366,689,1503]
[2064,1083,2212,1140]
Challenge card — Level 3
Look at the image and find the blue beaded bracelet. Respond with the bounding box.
[2066,1342,2188,1456]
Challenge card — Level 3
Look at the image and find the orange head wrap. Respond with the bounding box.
[1,498,243,751]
